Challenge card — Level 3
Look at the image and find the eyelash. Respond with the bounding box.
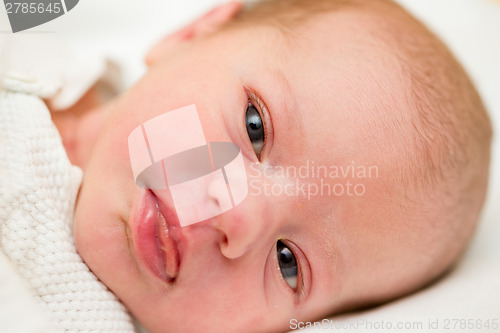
[247,90,266,117]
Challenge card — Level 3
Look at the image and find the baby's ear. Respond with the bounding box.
[145,1,243,66]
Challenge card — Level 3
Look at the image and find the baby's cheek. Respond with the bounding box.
[247,161,298,201]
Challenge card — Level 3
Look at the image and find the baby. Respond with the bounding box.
[5,0,494,332]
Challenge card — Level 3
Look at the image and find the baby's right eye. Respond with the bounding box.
[245,101,265,159]
[277,240,298,290]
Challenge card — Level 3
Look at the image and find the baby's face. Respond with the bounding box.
[74,11,443,333]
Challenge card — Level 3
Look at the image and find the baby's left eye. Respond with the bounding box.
[277,240,298,290]
[245,102,265,159]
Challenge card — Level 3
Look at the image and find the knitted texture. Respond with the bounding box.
[0,87,135,332]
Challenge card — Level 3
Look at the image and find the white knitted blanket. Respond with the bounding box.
[0,78,135,332]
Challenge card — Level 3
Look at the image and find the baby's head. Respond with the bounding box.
[73,0,492,332]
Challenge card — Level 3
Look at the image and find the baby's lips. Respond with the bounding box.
[151,189,180,228]
[157,207,180,280]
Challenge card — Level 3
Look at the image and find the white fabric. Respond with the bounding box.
[0,76,135,332]
[0,34,122,110]
[0,251,57,333]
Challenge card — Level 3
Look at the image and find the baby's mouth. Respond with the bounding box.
[132,189,181,283]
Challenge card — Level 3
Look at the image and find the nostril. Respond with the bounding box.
[209,194,220,207]
[219,234,232,258]
[211,217,229,248]
[207,177,231,210]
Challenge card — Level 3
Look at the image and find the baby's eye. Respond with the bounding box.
[245,102,265,159]
[277,240,298,290]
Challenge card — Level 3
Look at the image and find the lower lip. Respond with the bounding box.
[132,190,179,282]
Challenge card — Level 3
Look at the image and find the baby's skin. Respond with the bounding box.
[50,1,490,332]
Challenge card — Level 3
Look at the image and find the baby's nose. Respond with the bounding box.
[163,141,248,227]
[212,200,264,259]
